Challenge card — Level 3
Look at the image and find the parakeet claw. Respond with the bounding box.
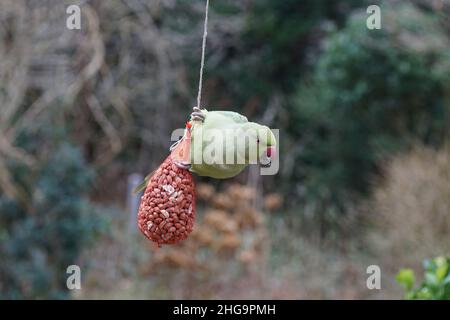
[191,106,205,122]
[174,161,191,170]
[260,161,271,168]
[259,156,272,168]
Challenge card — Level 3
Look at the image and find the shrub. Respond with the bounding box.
[203,0,365,112]
[397,256,450,300]
[290,3,450,217]
[0,142,106,299]
[369,144,450,270]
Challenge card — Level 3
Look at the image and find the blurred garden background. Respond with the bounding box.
[1,0,450,299]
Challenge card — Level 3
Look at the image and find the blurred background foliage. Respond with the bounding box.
[0,0,450,299]
[291,3,450,228]
[397,256,450,300]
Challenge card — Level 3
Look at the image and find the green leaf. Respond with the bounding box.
[436,264,448,282]
[442,273,450,285]
[434,256,447,267]
[405,291,416,300]
[396,268,415,290]
[416,287,432,300]
[425,272,438,286]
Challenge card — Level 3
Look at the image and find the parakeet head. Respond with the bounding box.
[258,125,277,167]
[242,123,277,165]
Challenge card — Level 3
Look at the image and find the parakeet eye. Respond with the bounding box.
[257,138,260,143]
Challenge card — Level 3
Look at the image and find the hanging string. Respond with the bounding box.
[196,0,209,110]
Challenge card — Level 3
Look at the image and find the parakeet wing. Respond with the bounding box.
[215,111,248,124]
[190,109,251,179]
[132,171,154,193]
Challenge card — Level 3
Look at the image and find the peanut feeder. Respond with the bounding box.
[137,124,196,246]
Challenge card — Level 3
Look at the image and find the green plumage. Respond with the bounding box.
[190,109,276,179]
[134,109,276,193]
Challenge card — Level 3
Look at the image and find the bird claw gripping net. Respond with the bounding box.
[137,127,196,247]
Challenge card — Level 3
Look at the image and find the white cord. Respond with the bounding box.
[196,0,209,110]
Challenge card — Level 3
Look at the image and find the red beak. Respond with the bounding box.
[266,146,276,158]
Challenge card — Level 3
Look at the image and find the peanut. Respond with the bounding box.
[137,155,196,246]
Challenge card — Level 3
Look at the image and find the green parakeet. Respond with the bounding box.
[189,109,276,179]
[134,108,276,193]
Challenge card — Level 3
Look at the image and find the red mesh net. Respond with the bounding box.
[137,127,196,246]
[137,155,196,246]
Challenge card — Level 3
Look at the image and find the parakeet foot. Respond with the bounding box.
[191,106,205,122]
[259,150,273,167]
[260,157,272,167]
[174,160,191,170]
